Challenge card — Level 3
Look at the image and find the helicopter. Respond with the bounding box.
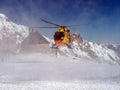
[31,19,88,48]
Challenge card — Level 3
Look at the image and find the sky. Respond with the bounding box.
[0,0,120,44]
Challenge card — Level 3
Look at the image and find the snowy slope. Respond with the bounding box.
[0,53,120,90]
[0,13,29,44]
[0,13,49,53]
[107,44,120,58]
[57,40,120,64]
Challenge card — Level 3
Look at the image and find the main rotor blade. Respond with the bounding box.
[31,26,59,28]
[66,23,91,27]
[41,19,61,27]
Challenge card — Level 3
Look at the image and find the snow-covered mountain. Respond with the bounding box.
[0,13,49,52]
[56,39,120,64]
[0,13,29,44]
[63,40,120,64]
[0,13,120,64]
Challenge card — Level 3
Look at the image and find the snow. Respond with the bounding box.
[0,13,119,62]
[0,13,120,90]
[72,41,91,59]
[43,35,51,42]
[0,13,29,44]
[89,42,117,60]
[67,40,120,64]
[0,81,120,90]
[0,52,120,90]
